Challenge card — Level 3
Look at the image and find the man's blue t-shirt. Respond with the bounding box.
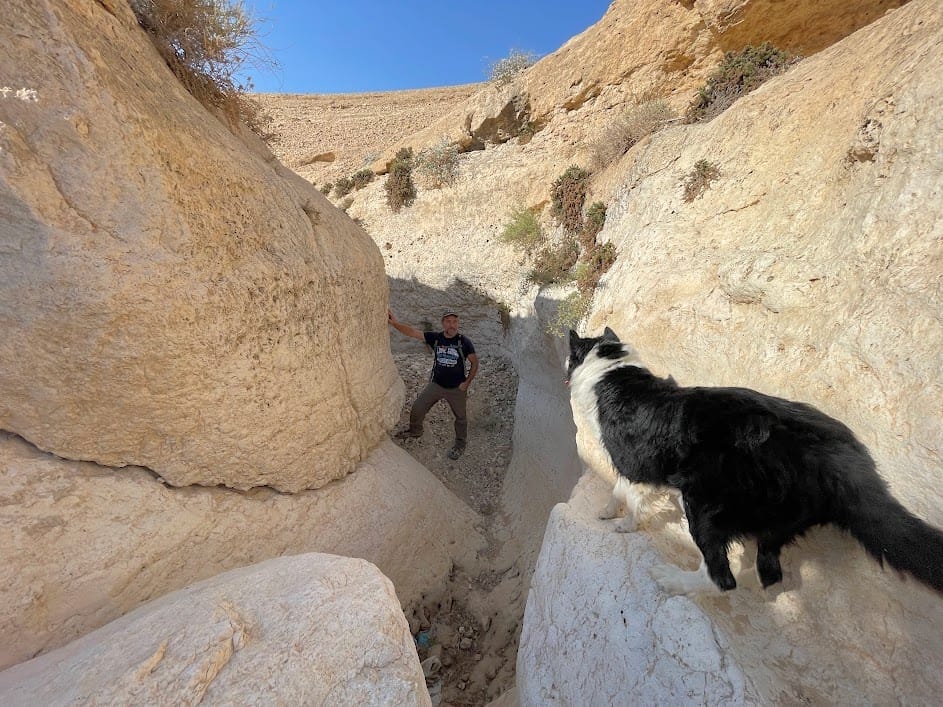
[424,332,475,389]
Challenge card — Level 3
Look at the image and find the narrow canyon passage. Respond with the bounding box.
[387,294,532,705]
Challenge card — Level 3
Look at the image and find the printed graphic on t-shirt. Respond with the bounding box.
[436,345,460,368]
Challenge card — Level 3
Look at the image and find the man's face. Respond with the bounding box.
[442,315,459,337]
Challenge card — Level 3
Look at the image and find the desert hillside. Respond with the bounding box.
[256,84,479,185]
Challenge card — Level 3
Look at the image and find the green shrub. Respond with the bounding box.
[686,43,793,123]
[333,176,354,198]
[580,201,607,252]
[130,0,273,137]
[500,207,543,253]
[385,150,416,212]
[319,182,333,195]
[576,242,617,293]
[526,238,579,286]
[417,139,460,188]
[546,291,592,335]
[551,166,590,235]
[351,169,374,190]
[683,159,721,202]
[489,49,538,85]
[592,99,676,166]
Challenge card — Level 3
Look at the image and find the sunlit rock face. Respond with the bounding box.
[0,0,402,492]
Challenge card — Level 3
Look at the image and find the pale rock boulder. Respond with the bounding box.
[0,0,402,491]
[0,553,431,706]
[518,476,756,706]
[519,471,943,704]
[0,432,482,670]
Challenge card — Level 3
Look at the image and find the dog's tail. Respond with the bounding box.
[845,489,943,594]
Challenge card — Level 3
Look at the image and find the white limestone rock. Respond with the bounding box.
[0,553,431,706]
[0,433,482,670]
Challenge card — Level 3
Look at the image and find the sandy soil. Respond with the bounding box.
[255,84,480,185]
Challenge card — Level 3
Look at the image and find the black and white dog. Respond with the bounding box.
[567,327,943,596]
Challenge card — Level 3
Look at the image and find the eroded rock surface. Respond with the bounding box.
[0,554,431,706]
[0,433,481,670]
[0,0,401,491]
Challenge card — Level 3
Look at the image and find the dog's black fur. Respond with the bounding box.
[568,327,943,593]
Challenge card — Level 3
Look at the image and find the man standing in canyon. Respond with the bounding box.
[388,308,478,460]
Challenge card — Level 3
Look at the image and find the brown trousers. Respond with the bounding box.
[409,381,467,444]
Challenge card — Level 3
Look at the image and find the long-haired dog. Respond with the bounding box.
[566,327,943,596]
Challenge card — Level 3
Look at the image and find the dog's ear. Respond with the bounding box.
[568,329,580,348]
[602,326,620,342]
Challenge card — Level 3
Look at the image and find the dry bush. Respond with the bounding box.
[526,238,580,286]
[130,0,273,137]
[591,99,676,167]
[687,43,794,123]
[489,49,538,85]
[545,291,592,335]
[550,166,590,235]
[500,207,543,254]
[333,176,354,198]
[580,201,607,252]
[683,159,721,202]
[576,242,617,293]
[319,182,332,195]
[417,139,460,188]
[385,149,417,213]
[351,169,374,190]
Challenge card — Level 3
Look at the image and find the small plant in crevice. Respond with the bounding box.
[385,148,417,213]
[500,207,543,254]
[550,165,590,235]
[488,49,538,85]
[686,43,795,123]
[497,302,512,335]
[319,182,333,195]
[526,237,580,287]
[683,159,721,202]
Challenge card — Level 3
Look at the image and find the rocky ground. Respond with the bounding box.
[391,350,520,705]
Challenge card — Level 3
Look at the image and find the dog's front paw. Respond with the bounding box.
[598,506,619,520]
[650,564,720,596]
[614,516,637,533]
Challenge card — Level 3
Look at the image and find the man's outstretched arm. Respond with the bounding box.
[388,309,425,341]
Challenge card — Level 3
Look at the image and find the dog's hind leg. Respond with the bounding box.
[682,499,737,591]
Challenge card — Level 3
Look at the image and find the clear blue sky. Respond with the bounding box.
[245,1,612,94]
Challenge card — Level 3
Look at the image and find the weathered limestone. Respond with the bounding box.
[0,432,482,670]
[0,554,431,706]
[0,0,402,491]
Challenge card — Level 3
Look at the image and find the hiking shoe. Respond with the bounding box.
[394,429,422,440]
[446,445,465,460]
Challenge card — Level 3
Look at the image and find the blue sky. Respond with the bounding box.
[245,1,612,94]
